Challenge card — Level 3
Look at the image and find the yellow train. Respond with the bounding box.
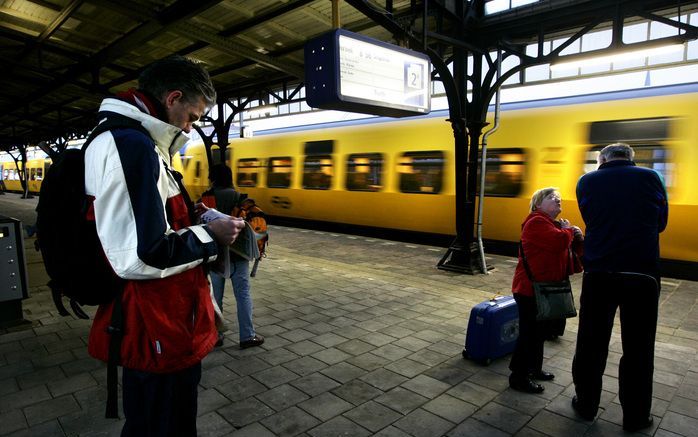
[2,84,696,278]
[179,84,698,278]
[1,158,51,194]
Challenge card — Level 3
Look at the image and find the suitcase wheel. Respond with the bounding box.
[473,357,492,366]
[462,350,491,365]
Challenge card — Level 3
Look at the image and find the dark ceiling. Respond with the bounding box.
[1,0,696,148]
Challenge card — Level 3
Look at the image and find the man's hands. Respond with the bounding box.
[196,202,246,246]
[207,216,246,246]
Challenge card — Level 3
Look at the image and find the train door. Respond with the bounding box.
[475,148,528,243]
[266,157,293,211]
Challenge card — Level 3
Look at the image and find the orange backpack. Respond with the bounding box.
[231,198,268,260]
[200,193,268,262]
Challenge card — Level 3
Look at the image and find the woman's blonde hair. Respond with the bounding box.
[529,187,559,213]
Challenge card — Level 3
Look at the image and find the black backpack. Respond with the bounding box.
[36,113,150,418]
[37,115,148,318]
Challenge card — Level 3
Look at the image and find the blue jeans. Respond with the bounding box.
[210,257,255,342]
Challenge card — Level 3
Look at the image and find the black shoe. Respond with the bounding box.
[571,396,596,421]
[509,375,544,394]
[240,334,265,349]
[623,416,653,432]
[533,371,555,381]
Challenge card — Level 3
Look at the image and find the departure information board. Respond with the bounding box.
[305,30,431,117]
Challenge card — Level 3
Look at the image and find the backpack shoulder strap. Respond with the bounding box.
[167,166,197,227]
[83,112,150,152]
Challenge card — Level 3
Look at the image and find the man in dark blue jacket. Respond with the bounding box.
[571,143,668,432]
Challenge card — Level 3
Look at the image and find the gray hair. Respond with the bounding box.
[139,55,217,107]
[529,187,558,213]
[599,142,634,163]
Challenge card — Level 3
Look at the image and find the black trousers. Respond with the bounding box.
[572,272,659,422]
[121,362,202,437]
[509,294,545,377]
[542,318,566,339]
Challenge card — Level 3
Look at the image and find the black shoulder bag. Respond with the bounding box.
[519,241,577,321]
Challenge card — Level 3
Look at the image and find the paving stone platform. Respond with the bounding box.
[1,193,697,437]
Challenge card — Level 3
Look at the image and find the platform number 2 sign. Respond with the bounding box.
[406,63,424,90]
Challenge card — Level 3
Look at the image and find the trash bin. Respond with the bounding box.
[0,215,29,327]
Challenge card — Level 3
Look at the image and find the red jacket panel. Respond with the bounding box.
[88,193,217,373]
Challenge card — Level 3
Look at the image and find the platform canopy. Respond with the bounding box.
[0,0,695,147]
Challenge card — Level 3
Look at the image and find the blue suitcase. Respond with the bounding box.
[463,295,519,365]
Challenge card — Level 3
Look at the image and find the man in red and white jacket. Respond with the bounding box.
[85,55,244,436]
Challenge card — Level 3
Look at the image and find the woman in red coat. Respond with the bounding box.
[509,187,584,393]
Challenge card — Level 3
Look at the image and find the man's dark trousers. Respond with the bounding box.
[121,362,201,437]
[572,272,659,422]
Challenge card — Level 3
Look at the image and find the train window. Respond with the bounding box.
[267,157,292,188]
[237,158,259,187]
[398,151,444,194]
[30,168,37,181]
[584,145,674,187]
[303,155,333,190]
[35,168,43,181]
[478,149,525,197]
[346,153,383,191]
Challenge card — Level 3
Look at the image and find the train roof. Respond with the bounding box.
[243,82,698,138]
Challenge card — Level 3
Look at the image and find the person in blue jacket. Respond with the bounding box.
[571,143,668,432]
